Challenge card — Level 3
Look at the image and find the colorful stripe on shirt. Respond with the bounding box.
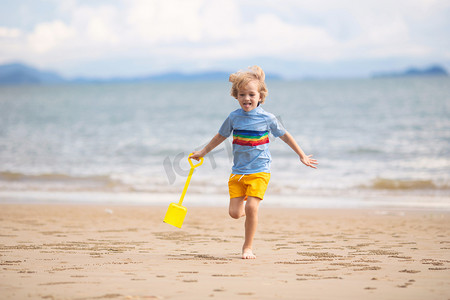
[233,130,269,146]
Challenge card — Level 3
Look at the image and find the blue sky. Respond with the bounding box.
[1,0,449,79]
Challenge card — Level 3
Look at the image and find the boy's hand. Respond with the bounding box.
[189,151,204,161]
[279,132,318,169]
[300,154,318,169]
[189,134,226,161]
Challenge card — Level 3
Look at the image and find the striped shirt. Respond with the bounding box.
[233,129,269,147]
[218,106,286,174]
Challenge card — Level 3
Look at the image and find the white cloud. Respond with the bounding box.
[20,0,342,61]
[249,13,338,59]
[199,0,241,41]
[85,8,119,45]
[0,27,22,38]
[126,0,204,43]
[27,20,75,53]
[0,0,448,77]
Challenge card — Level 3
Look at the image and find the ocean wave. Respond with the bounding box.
[1,171,449,197]
[0,170,198,194]
[0,171,111,183]
[0,171,129,191]
[348,147,384,154]
[365,178,447,190]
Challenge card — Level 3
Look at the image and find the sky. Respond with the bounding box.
[0,0,449,79]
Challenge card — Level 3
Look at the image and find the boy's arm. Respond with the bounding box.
[279,131,318,169]
[189,133,227,161]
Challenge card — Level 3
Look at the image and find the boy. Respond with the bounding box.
[190,66,317,259]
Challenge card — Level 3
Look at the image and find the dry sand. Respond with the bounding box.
[0,203,449,299]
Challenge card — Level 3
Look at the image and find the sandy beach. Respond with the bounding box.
[0,203,449,300]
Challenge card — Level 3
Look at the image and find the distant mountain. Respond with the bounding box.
[0,62,282,85]
[71,71,233,83]
[0,63,66,84]
[372,65,448,78]
[70,70,281,83]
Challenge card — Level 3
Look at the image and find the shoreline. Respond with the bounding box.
[1,203,449,299]
[1,190,449,211]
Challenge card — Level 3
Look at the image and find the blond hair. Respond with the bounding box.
[229,66,268,104]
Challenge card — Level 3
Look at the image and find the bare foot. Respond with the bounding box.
[242,248,256,259]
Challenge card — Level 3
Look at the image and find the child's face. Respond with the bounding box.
[237,80,261,112]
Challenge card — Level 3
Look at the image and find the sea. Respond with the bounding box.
[0,77,449,209]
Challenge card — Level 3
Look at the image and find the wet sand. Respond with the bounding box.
[0,204,449,299]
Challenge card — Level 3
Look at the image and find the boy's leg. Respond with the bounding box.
[229,197,246,219]
[242,196,261,259]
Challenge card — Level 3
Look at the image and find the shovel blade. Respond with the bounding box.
[163,203,187,228]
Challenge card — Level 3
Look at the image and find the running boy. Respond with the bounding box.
[190,66,318,259]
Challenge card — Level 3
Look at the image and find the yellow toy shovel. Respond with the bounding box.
[163,153,204,228]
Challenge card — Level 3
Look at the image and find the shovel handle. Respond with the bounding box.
[178,154,203,206]
[188,153,204,168]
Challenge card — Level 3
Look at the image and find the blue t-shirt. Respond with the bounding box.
[218,106,286,174]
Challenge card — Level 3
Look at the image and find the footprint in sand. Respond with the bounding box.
[399,269,420,273]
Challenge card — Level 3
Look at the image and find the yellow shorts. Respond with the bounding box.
[228,172,271,200]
